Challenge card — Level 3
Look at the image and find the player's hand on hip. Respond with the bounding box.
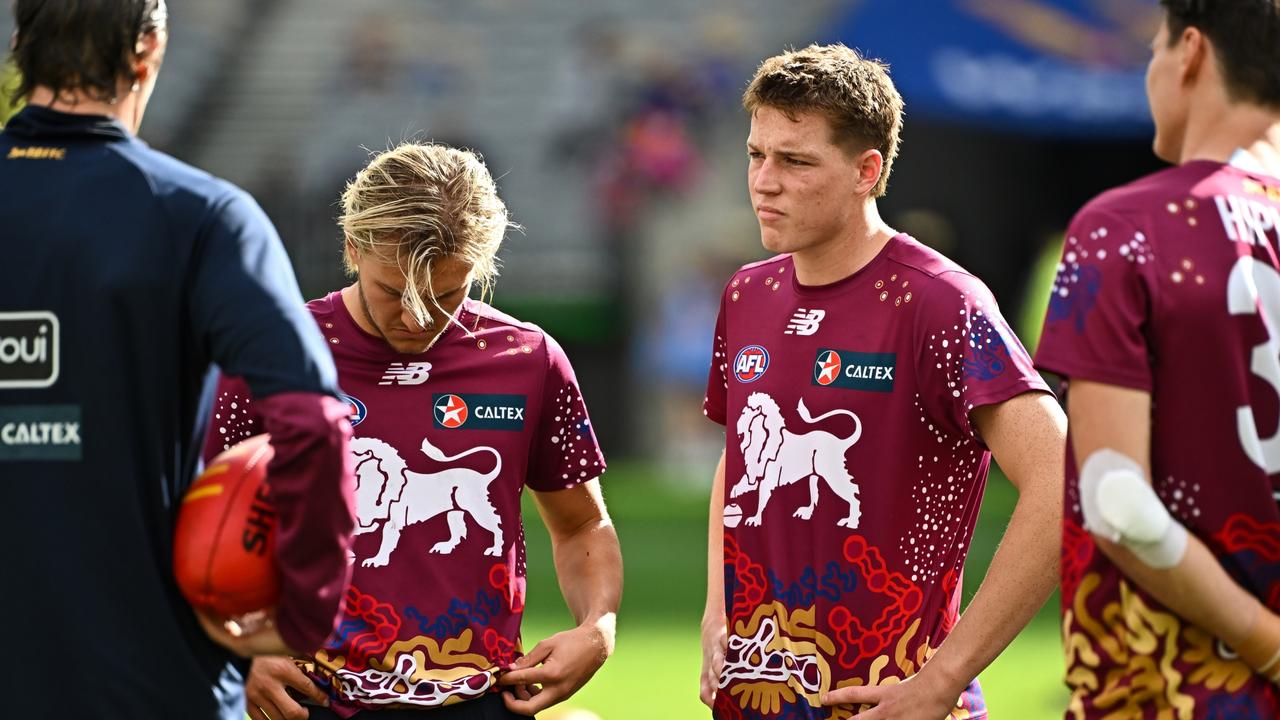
[497,617,615,715]
[245,656,329,720]
[700,613,728,708]
[195,609,293,657]
[821,672,958,720]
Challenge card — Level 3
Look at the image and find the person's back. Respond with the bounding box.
[1,2,357,717]
[1040,159,1280,717]
[1035,1,1280,717]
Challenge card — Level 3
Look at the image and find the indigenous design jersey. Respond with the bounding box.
[703,235,1047,720]
[209,293,604,714]
[1036,161,1280,719]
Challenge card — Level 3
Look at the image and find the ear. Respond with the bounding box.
[1178,25,1207,86]
[132,31,164,88]
[343,237,365,276]
[853,148,884,197]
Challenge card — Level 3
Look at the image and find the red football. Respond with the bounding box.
[174,434,279,617]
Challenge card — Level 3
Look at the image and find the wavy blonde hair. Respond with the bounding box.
[340,142,513,328]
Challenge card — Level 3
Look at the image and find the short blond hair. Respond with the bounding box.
[744,44,904,197]
[340,142,513,327]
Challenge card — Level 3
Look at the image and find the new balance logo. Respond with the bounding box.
[784,308,826,336]
[379,361,432,386]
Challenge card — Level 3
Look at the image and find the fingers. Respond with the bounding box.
[699,673,716,708]
[499,663,556,687]
[247,657,320,720]
[508,640,554,670]
[276,661,328,706]
[258,685,310,720]
[700,633,727,709]
[247,699,293,720]
[498,640,557,686]
[503,684,559,716]
[821,684,879,707]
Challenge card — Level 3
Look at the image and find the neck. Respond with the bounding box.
[1179,96,1280,175]
[791,200,897,286]
[341,283,378,336]
[27,86,140,133]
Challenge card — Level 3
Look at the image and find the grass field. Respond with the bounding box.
[520,463,1067,719]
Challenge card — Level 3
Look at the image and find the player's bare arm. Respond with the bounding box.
[1068,380,1280,680]
[700,451,728,709]
[823,391,1064,718]
[499,478,622,714]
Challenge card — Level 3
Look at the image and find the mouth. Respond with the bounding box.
[391,327,430,338]
[756,205,785,221]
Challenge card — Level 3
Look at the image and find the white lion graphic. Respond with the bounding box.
[351,435,503,567]
[732,392,863,528]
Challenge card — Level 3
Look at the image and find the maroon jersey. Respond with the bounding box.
[207,292,604,714]
[1036,161,1280,719]
[703,235,1047,720]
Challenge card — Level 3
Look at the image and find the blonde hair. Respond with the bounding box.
[339,142,513,328]
[744,44,904,197]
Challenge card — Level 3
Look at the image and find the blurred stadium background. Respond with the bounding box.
[1,0,1174,717]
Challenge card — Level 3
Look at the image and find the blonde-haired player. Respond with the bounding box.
[209,142,623,720]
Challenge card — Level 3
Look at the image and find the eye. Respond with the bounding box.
[747,150,764,160]
[785,157,808,166]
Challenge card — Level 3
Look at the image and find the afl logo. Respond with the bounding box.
[434,394,469,428]
[338,393,367,426]
[814,350,842,386]
[733,345,770,383]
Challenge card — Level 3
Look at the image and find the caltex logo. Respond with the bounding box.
[434,394,469,428]
[734,345,770,383]
[814,350,842,386]
[338,393,367,426]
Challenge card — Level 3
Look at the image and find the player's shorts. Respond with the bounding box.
[303,694,533,719]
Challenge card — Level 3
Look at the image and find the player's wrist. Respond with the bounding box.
[913,651,971,704]
[1234,604,1280,683]
[578,612,617,656]
[701,607,726,629]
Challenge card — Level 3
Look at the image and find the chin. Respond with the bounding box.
[759,228,792,254]
[391,340,433,355]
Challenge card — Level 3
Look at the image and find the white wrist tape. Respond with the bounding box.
[1079,449,1188,569]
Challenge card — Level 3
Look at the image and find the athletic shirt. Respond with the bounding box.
[1036,161,1280,718]
[2,106,352,720]
[703,235,1047,720]
[210,292,604,714]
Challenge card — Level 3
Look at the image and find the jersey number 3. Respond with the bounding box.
[1228,255,1280,472]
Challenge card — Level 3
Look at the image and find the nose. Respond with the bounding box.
[401,306,429,333]
[751,158,781,196]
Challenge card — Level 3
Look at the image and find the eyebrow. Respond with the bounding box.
[432,284,468,301]
[746,142,819,160]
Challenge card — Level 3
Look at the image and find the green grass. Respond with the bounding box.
[520,464,1067,719]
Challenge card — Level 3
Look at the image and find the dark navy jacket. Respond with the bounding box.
[0,106,355,719]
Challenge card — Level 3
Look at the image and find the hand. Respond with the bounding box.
[821,672,959,719]
[195,609,293,657]
[245,656,329,720]
[700,614,728,708]
[497,616,615,715]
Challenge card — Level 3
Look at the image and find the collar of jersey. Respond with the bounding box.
[4,105,131,141]
[790,232,905,298]
[327,289,468,358]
